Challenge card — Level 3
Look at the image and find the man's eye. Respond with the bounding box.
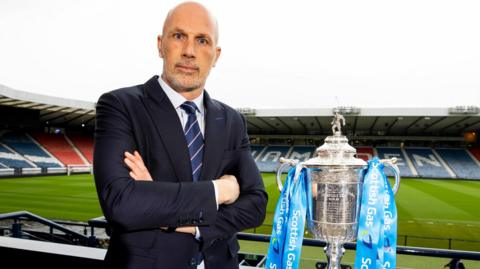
[173,33,183,40]
[198,38,208,45]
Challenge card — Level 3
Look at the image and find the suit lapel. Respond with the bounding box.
[142,76,192,182]
[200,91,226,181]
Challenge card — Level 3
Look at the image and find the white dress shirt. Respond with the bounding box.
[158,77,205,135]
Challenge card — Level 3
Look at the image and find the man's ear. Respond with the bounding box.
[213,46,221,67]
[157,35,163,58]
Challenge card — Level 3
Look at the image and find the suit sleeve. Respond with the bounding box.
[198,114,268,250]
[93,92,217,232]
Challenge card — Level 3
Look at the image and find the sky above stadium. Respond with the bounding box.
[0,0,479,109]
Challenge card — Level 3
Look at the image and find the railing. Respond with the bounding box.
[1,212,479,263]
[250,224,480,251]
[0,211,97,247]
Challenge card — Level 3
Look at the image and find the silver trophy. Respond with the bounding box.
[276,113,400,269]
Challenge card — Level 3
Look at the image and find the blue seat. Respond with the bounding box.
[255,146,291,172]
[288,146,316,161]
[436,148,480,180]
[0,144,34,168]
[405,148,451,178]
[250,145,265,160]
[376,147,415,177]
[1,133,61,168]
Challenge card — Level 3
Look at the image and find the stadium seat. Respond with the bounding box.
[250,145,265,160]
[436,148,480,180]
[67,134,94,164]
[469,148,480,163]
[1,133,62,168]
[31,133,86,166]
[356,147,375,161]
[0,144,34,168]
[376,147,416,177]
[288,146,316,161]
[404,148,452,178]
[255,146,291,172]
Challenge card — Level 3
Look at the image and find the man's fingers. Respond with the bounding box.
[124,151,153,181]
[124,157,139,171]
[134,151,145,165]
[129,171,138,180]
[125,151,147,170]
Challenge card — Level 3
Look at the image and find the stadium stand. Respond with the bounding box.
[356,147,375,161]
[250,145,265,160]
[287,146,316,161]
[68,134,94,164]
[0,143,34,168]
[404,148,452,178]
[250,145,480,179]
[376,147,416,177]
[255,145,290,172]
[436,148,480,180]
[0,133,62,168]
[30,132,85,166]
[469,147,480,162]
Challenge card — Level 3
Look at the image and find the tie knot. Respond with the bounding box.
[180,101,198,115]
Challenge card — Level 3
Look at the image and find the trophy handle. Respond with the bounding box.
[276,157,298,192]
[381,157,401,195]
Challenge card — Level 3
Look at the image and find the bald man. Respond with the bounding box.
[93,2,267,269]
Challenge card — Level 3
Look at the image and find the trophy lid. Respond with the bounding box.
[303,113,367,168]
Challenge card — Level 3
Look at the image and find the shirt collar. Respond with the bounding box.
[158,76,205,115]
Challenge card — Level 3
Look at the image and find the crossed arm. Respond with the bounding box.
[123,150,240,236]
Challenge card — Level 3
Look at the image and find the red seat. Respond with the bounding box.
[30,133,86,166]
[68,134,94,164]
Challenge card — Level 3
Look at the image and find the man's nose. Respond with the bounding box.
[182,38,196,59]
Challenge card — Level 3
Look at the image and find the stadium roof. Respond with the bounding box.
[1,84,479,137]
[0,84,95,129]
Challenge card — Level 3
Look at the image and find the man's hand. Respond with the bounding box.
[214,174,240,205]
[175,226,196,235]
[159,226,196,236]
[124,151,153,181]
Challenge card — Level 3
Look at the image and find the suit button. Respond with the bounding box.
[190,258,197,266]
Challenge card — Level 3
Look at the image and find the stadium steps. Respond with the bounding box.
[1,132,62,168]
[376,147,416,177]
[0,141,37,168]
[404,148,452,178]
[401,147,419,177]
[469,148,480,163]
[431,148,457,178]
[436,148,480,180]
[64,135,90,165]
[67,134,93,164]
[30,133,82,166]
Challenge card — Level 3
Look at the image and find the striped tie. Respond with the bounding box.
[180,101,204,182]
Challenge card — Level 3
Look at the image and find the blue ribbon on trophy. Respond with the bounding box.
[266,164,312,269]
[354,157,399,269]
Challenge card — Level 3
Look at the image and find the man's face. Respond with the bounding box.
[158,6,221,93]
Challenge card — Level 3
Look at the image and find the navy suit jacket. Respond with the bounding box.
[93,76,267,269]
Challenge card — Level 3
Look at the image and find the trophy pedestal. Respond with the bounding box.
[324,242,345,269]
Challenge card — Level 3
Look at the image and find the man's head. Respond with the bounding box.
[158,2,221,97]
